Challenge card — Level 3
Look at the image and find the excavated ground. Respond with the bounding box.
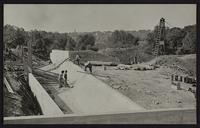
[92,54,196,110]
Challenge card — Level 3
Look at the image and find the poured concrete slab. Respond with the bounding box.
[42,50,144,115]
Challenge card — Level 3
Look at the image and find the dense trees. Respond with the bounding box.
[108,30,139,48]
[165,27,185,54]
[4,24,196,61]
[4,25,26,48]
[76,34,97,51]
[146,25,196,55]
[4,25,77,59]
[181,25,196,54]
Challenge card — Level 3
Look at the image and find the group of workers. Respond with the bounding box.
[58,70,73,88]
[75,54,93,74]
[58,54,93,88]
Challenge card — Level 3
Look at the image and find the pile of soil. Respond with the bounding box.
[154,55,196,77]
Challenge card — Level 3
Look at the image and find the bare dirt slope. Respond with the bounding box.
[146,54,196,77]
[93,54,196,110]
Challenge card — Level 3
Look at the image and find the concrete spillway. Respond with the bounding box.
[41,50,144,115]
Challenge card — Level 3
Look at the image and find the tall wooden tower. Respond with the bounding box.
[153,18,166,56]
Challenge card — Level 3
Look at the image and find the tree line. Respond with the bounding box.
[4,24,196,60]
[146,25,196,55]
[4,25,96,59]
[4,25,140,59]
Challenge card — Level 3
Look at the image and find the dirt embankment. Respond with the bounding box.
[93,66,196,110]
[92,54,196,110]
[149,54,196,77]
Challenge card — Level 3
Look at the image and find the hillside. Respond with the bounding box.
[147,54,196,77]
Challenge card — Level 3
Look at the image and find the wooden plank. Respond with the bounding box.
[4,77,14,93]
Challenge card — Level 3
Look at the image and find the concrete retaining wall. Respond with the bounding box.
[4,108,196,124]
[50,50,69,64]
[28,73,64,116]
[39,50,70,71]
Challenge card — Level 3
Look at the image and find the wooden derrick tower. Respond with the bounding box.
[153,18,166,56]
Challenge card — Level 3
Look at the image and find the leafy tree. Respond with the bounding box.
[146,25,196,55]
[65,37,76,50]
[145,32,155,55]
[76,34,95,50]
[109,30,139,48]
[4,25,26,48]
[181,25,196,54]
[165,27,185,54]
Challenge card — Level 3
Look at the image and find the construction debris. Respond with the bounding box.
[89,61,118,66]
[114,64,131,70]
[111,84,129,91]
[134,64,155,71]
[114,64,155,71]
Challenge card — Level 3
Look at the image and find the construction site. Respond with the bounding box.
[3,17,196,124]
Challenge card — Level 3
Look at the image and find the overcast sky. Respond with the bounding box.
[4,4,196,33]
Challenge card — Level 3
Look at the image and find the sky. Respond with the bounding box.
[4,4,196,33]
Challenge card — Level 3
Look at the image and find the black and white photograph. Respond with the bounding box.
[3,4,197,124]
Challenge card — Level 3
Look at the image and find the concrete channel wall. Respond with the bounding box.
[4,108,196,124]
[28,73,64,116]
[50,50,69,64]
[40,50,70,71]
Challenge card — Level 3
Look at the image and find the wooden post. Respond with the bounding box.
[28,41,32,73]
[185,77,188,83]
[175,75,178,81]
[184,77,186,83]
[21,45,24,63]
[103,65,107,71]
[135,56,138,64]
[180,76,183,82]
[171,74,174,84]
[177,82,181,90]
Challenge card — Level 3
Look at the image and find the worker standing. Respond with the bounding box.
[63,70,69,88]
[103,64,107,70]
[84,61,93,74]
[58,70,64,88]
[75,54,81,65]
